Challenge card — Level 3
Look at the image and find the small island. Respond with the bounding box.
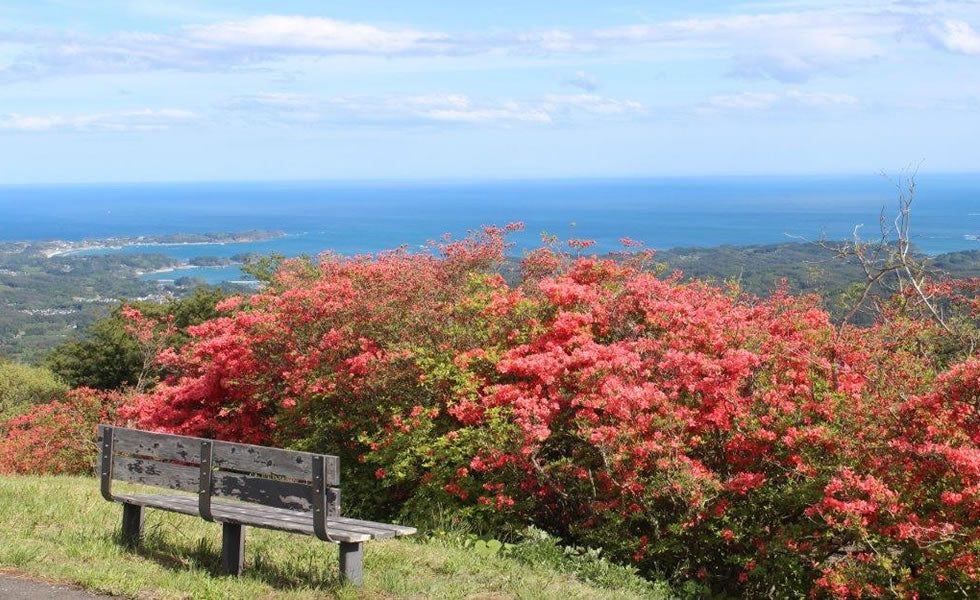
[187,253,259,267]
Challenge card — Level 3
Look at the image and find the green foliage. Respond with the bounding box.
[464,527,675,598]
[44,286,228,390]
[0,361,67,419]
[43,313,142,390]
[241,252,289,283]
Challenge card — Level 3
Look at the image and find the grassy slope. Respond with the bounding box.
[0,476,664,600]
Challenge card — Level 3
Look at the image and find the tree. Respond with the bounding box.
[827,166,980,364]
[44,286,228,390]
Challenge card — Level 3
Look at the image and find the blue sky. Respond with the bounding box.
[1,0,979,183]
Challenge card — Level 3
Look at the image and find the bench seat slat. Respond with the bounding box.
[112,493,416,541]
[154,495,316,528]
[112,494,388,543]
[330,516,418,536]
[196,496,409,538]
[114,493,200,516]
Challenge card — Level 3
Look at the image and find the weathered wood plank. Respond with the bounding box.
[192,499,382,541]
[112,456,199,493]
[213,438,315,482]
[136,491,408,538]
[314,520,397,539]
[331,516,417,535]
[211,509,351,539]
[213,470,313,512]
[111,493,374,542]
[326,456,340,488]
[112,493,200,517]
[214,441,341,485]
[208,499,396,539]
[194,501,311,526]
[327,487,340,518]
[112,456,317,511]
[109,427,201,463]
[213,510,388,541]
[107,426,340,485]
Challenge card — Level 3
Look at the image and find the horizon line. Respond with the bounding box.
[3,169,980,187]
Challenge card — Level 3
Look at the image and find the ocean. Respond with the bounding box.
[2,175,979,284]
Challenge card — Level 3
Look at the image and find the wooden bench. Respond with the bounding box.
[96,425,416,587]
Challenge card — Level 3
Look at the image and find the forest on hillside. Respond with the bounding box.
[4,235,980,362]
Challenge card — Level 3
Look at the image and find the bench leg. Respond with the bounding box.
[221,523,246,576]
[339,542,363,587]
[121,503,144,547]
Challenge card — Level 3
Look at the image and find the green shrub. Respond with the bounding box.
[0,361,67,419]
[505,527,676,597]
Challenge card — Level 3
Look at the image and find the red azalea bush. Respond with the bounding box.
[0,387,126,475]
[121,225,980,598]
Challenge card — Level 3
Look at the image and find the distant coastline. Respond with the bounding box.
[3,176,978,259]
[39,230,286,258]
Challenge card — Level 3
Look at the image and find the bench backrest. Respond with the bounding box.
[98,425,341,518]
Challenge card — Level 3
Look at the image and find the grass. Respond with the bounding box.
[0,475,670,599]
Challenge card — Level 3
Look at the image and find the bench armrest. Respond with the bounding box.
[312,454,330,541]
[199,440,215,521]
[99,425,114,502]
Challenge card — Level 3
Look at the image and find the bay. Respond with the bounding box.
[2,175,978,284]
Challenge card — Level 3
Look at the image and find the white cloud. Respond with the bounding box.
[0,16,460,83]
[327,94,555,126]
[0,108,200,132]
[423,106,552,124]
[513,29,598,54]
[924,19,980,54]
[708,92,783,110]
[182,16,452,54]
[1,3,977,84]
[587,12,890,81]
[221,92,643,127]
[705,90,860,111]
[541,94,644,115]
[563,70,599,92]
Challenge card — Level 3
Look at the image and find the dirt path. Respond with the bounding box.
[0,573,120,599]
